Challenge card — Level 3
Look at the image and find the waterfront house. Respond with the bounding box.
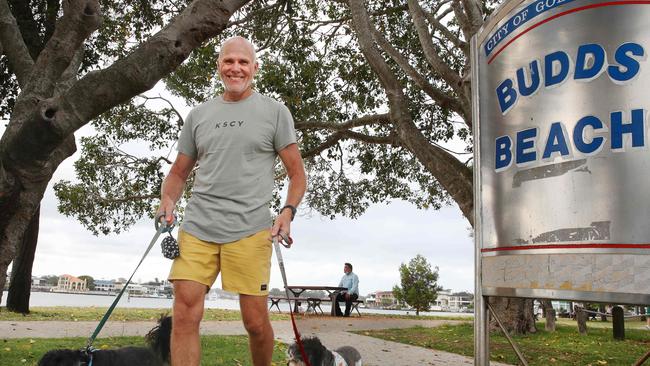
[54,274,87,292]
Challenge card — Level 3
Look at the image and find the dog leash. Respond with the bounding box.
[85,217,175,349]
[273,233,312,366]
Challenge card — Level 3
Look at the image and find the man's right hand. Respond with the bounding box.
[156,200,176,226]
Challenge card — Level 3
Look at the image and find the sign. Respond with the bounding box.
[474,0,650,304]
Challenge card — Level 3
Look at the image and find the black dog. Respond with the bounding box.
[287,336,362,366]
[37,315,171,366]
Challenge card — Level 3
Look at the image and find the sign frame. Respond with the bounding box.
[472,0,650,363]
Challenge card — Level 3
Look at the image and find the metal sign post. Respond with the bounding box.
[473,0,650,364]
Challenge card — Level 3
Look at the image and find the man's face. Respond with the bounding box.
[344,265,351,274]
[218,39,258,100]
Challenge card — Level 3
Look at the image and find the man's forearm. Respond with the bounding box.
[160,171,187,209]
[284,169,306,208]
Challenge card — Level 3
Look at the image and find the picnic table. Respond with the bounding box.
[267,286,347,315]
[287,285,348,316]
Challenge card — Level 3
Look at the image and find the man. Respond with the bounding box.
[157,36,306,366]
[333,263,359,317]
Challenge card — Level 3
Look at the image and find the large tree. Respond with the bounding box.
[392,254,442,316]
[2,0,537,334]
[0,0,253,310]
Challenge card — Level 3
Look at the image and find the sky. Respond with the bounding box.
[3,86,476,298]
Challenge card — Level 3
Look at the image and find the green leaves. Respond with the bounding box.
[9,0,493,234]
[393,254,442,314]
[53,97,184,234]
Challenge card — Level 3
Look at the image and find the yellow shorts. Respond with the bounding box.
[168,229,272,296]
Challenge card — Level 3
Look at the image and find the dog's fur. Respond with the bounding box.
[37,315,171,366]
[287,336,362,366]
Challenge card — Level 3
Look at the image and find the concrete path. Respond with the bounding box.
[1,317,513,365]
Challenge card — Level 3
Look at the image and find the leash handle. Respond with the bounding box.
[272,236,311,366]
[86,223,167,348]
[155,212,176,233]
[277,231,293,248]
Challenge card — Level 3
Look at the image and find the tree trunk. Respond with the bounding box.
[7,205,40,313]
[576,306,588,335]
[0,185,45,305]
[0,138,75,307]
[489,297,537,335]
[541,299,556,332]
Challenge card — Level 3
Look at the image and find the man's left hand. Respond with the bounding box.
[271,209,292,244]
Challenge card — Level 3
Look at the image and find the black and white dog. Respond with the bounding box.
[287,336,362,366]
[37,315,171,366]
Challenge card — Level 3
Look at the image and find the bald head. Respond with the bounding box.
[218,36,257,64]
[217,36,259,101]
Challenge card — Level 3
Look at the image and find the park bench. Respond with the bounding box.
[268,295,364,316]
[301,297,364,316]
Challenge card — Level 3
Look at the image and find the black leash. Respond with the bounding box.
[85,217,175,349]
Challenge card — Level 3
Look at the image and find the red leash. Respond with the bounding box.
[273,234,312,366]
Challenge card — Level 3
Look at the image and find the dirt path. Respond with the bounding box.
[1,317,513,365]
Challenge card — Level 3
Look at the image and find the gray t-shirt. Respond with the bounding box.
[177,92,297,243]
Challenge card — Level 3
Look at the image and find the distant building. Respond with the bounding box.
[364,291,398,308]
[55,274,87,292]
[31,276,54,292]
[94,279,116,293]
[435,290,474,312]
[114,283,147,295]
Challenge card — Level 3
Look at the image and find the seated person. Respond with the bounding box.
[332,262,359,317]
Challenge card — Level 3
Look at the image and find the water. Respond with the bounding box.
[1,291,473,318]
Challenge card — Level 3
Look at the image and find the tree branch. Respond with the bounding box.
[302,132,345,160]
[451,0,471,42]
[95,193,158,205]
[369,26,465,117]
[227,1,284,27]
[141,95,184,124]
[52,0,251,137]
[408,0,472,123]
[7,0,42,58]
[346,1,408,111]
[342,130,398,145]
[347,0,474,225]
[47,135,77,176]
[23,0,103,99]
[55,47,85,97]
[301,129,398,161]
[295,113,390,131]
[0,0,34,87]
[43,0,61,44]
[406,0,463,94]
[289,4,408,27]
[460,0,484,37]
[420,4,466,52]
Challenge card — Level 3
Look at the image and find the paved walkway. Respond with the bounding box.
[1,317,512,365]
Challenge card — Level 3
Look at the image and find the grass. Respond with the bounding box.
[0,306,469,322]
[0,335,289,366]
[0,307,289,322]
[358,321,650,365]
